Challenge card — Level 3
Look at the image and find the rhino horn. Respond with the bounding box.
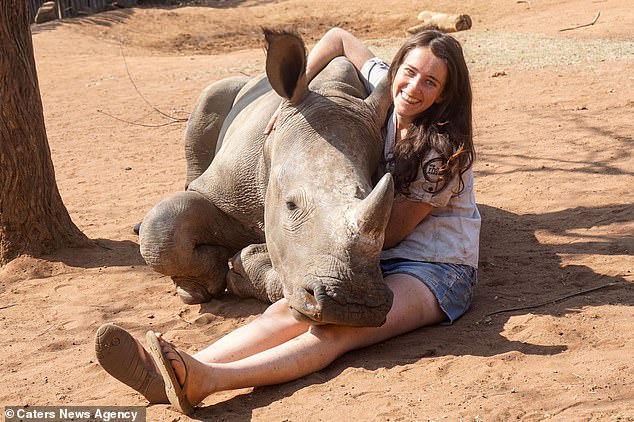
[364,75,392,128]
[354,173,394,237]
[264,28,308,104]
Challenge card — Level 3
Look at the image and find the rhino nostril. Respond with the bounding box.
[291,286,322,320]
[301,287,320,307]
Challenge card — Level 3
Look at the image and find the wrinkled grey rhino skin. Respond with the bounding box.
[139,29,394,327]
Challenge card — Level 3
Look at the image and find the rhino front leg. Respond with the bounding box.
[227,243,284,303]
[140,191,236,304]
[184,76,250,189]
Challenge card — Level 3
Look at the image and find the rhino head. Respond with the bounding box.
[263,29,394,327]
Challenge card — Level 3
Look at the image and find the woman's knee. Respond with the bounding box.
[261,299,307,329]
[262,298,291,315]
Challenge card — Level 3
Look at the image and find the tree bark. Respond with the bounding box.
[0,0,89,266]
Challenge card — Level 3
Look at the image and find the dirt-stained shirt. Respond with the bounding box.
[361,57,481,268]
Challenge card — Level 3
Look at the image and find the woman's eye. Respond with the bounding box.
[286,201,297,211]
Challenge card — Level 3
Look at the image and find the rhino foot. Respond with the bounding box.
[172,276,225,305]
[227,243,283,303]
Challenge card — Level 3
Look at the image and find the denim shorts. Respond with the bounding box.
[380,259,477,324]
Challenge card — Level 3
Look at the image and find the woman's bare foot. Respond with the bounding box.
[145,331,216,414]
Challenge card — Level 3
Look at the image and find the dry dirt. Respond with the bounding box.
[2,0,634,420]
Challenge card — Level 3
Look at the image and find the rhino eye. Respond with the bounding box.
[286,201,298,211]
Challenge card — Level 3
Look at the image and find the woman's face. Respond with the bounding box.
[391,46,448,128]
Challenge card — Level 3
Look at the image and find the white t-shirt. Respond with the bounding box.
[361,58,481,268]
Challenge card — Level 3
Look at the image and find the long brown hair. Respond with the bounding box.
[386,30,474,195]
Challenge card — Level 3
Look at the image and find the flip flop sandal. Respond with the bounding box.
[95,324,168,404]
[145,331,195,415]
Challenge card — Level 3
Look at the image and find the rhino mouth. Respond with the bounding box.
[286,277,393,327]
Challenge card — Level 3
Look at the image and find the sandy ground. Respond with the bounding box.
[1,0,634,420]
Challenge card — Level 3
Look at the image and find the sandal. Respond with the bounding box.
[95,324,168,404]
[145,331,195,415]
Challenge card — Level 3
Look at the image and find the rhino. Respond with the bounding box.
[139,29,394,327]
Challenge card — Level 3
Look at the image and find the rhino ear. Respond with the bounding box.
[364,75,392,128]
[264,28,308,105]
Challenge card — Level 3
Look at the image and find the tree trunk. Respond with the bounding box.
[0,0,90,266]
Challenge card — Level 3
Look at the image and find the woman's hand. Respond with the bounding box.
[264,103,282,135]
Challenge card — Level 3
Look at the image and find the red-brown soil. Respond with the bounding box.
[2,0,633,420]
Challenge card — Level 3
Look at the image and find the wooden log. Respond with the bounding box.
[407,11,472,34]
[34,1,56,23]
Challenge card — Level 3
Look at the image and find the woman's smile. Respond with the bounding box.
[399,90,422,104]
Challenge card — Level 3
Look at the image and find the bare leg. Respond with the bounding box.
[193,299,309,364]
[157,273,445,408]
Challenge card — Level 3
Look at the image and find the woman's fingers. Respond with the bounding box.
[264,104,282,135]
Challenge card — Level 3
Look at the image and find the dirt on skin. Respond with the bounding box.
[1,0,633,420]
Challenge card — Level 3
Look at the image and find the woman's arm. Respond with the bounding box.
[304,27,376,80]
[265,27,375,134]
[383,197,433,249]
